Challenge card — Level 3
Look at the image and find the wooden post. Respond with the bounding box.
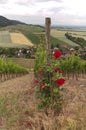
[45,17,51,64]
[45,18,53,110]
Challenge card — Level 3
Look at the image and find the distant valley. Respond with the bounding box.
[0,16,86,49]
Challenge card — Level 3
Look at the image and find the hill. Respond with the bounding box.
[0,16,26,27]
[0,20,84,48]
[0,24,71,47]
[0,16,72,47]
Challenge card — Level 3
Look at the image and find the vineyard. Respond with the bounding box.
[0,19,86,130]
[5,56,86,82]
[34,42,86,80]
[60,55,86,79]
[0,58,29,82]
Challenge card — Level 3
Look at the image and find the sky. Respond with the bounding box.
[0,0,86,26]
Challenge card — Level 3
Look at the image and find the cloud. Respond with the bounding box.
[36,0,62,2]
[49,7,64,13]
[61,0,86,16]
[0,0,8,4]
[15,0,33,5]
[0,0,62,16]
[0,0,86,25]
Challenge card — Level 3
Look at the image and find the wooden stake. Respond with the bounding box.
[45,17,51,64]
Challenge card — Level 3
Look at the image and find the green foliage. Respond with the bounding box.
[34,37,64,114]
[34,45,47,72]
[0,47,17,56]
[65,32,86,47]
[60,55,86,78]
[35,62,64,112]
[34,36,47,72]
[0,47,36,58]
[0,58,28,74]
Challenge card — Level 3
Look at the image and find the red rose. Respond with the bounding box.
[27,121,31,127]
[53,50,61,58]
[54,67,62,73]
[55,78,65,86]
[40,83,45,88]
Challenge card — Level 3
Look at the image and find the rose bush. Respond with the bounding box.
[34,48,65,115]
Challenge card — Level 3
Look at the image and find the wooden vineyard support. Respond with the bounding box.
[45,18,53,106]
[45,17,51,64]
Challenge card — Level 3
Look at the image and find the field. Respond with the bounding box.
[0,31,11,43]
[69,31,86,40]
[1,24,86,48]
[10,32,34,46]
[0,30,34,48]
[0,24,44,45]
[0,24,76,47]
[51,29,80,46]
[0,73,86,130]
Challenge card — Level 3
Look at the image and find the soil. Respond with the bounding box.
[0,73,86,130]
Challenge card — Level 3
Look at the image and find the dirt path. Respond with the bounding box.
[61,78,86,129]
[0,73,34,95]
[0,74,86,130]
[0,73,36,130]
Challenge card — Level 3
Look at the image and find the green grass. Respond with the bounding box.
[7,58,34,69]
[16,24,44,32]
[0,42,29,48]
[22,30,40,45]
[51,29,79,46]
[50,36,69,47]
[0,24,44,33]
[0,31,11,43]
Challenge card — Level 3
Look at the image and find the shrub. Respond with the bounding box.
[34,46,65,115]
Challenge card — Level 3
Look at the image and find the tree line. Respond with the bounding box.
[65,32,86,47]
